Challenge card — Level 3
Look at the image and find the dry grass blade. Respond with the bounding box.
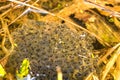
[0,3,12,11]
[8,0,53,15]
[0,2,21,18]
[0,18,14,66]
[85,72,93,80]
[114,17,120,29]
[98,43,120,65]
[84,0,120,17]
[8,8,30,26]
[92,74,99,80]
[112,55,120,80]
[85,72,99,80]
[8,0,39,25]
[101,43,120,80]
[0,7,12,18]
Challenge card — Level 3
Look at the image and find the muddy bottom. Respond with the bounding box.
[6,20,97,80]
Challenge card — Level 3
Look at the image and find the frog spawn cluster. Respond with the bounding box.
[6,20,96,80]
